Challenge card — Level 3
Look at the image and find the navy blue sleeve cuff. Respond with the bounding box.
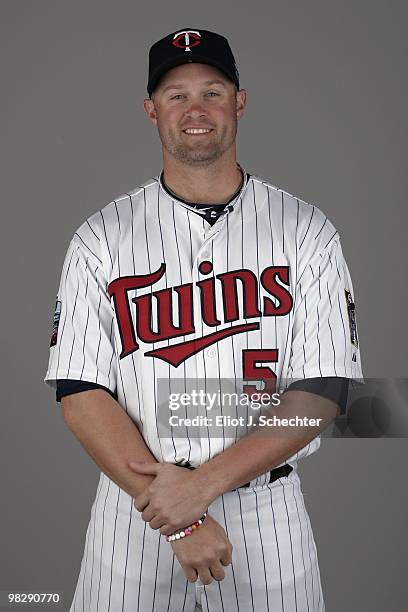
[56,379,118,403]
[286,377,349,414]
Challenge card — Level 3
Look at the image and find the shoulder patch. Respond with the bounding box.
[50,298,62,347]
[345,289,358,347]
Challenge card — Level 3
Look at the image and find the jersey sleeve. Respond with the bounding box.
[288,238,363,382]
[43,234,117,395]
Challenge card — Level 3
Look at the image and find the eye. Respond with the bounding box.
[170,94,185,100]
[207,91,220,97]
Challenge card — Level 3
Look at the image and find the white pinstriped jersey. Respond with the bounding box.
[44,169,363,469]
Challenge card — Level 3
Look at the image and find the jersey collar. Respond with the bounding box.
[157,164,251,212]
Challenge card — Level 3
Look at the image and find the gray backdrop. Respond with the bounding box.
[1,1,407,610]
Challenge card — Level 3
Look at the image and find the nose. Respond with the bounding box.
[185,101,207,119]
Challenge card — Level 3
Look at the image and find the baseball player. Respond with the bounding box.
[44,28,363,612]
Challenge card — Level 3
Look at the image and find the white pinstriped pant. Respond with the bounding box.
[70,467,325,611]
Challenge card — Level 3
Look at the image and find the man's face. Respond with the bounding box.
[144,63,246,166]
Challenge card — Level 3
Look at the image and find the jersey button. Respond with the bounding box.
[207,348,216,358]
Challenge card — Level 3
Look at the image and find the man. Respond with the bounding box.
[44,28,363,612]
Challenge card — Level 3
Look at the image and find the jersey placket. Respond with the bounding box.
[189,207,235,463]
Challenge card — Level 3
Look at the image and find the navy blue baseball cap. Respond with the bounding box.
[147,28,240,97]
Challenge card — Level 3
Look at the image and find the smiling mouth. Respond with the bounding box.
[182,128,213,135]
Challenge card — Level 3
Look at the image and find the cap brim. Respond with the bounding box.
[148,55,237,95]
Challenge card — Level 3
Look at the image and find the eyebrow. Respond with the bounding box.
[161,79,227,94]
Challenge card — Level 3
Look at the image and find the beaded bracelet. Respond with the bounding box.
[166,512,208,543]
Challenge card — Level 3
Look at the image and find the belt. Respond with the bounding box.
[239,463,293,489]
[175,462,293,490]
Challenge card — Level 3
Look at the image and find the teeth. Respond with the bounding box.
[184,128,212,134]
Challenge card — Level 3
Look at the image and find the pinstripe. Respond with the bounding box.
[237,490,255,611]
[74,232,102,264]
[136,522,147,612]
[291,481,311,611]
[96,479,111,610]
[266,483,285,612]
[151,534,161,611]
[95,285,102,384]
[281,191,285,254]
[116,333,130,415]
[316,263,323,377]
[165,554,176,612]
[66,256,80,375]
[239,197,250,436]
[220,494,240,611]
[78,476,104,611]
[114,201,121,276]
[288,200,301,379]
[279,194,295,380]
[326,281,337,375]
[157,189,177,461]
[217,581,226,612]
[199,216,211,459]
[299,206,315,250]
[171,198,192,461]
[107,488,121,610]
[103,333,133,612]
[78,508,91,612]
[203,586,211,611]
[89,477,105,608]
[281,482,298,611]
[301,285,307,378]
[87,219,100,242]
[121,499,134,611]
[107,317,115,388]
[55,246,76,373]
[314,217,327,241]
[143,186,165,459]
[301,494,316,610]
[226,213,239,442]
[323,230,338,249]
[252,182,262,346]
[128,193,143,426]
[180,579,189,612]
[333,250,348,374]
[266,185,278,401]
[211,238,226,451]
[79,267,91,380]
[100,209,113,267]
[253,488,270,611]
[186,209,193,269]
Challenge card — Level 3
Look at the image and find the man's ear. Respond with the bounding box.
[144,98,158,126]
[236,89,247,120]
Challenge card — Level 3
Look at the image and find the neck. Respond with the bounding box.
[162,150,243,204]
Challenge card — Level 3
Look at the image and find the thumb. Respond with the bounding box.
[128,461,160,475]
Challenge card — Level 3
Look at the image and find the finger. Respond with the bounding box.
[128,461,161,475]
[159,524,173,536]
[220,551,232,566]
[181,565,198,583]
[133,489,150,512]
[210,562,226,582]
[141,506,156,522]
[133,499,147,514]
[196,566,213,586]
[149,516,166,530]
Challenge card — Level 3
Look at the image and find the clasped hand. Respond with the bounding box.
[129,462,214,535]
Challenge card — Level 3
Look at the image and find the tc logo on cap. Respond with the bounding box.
[172,30,201,52]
